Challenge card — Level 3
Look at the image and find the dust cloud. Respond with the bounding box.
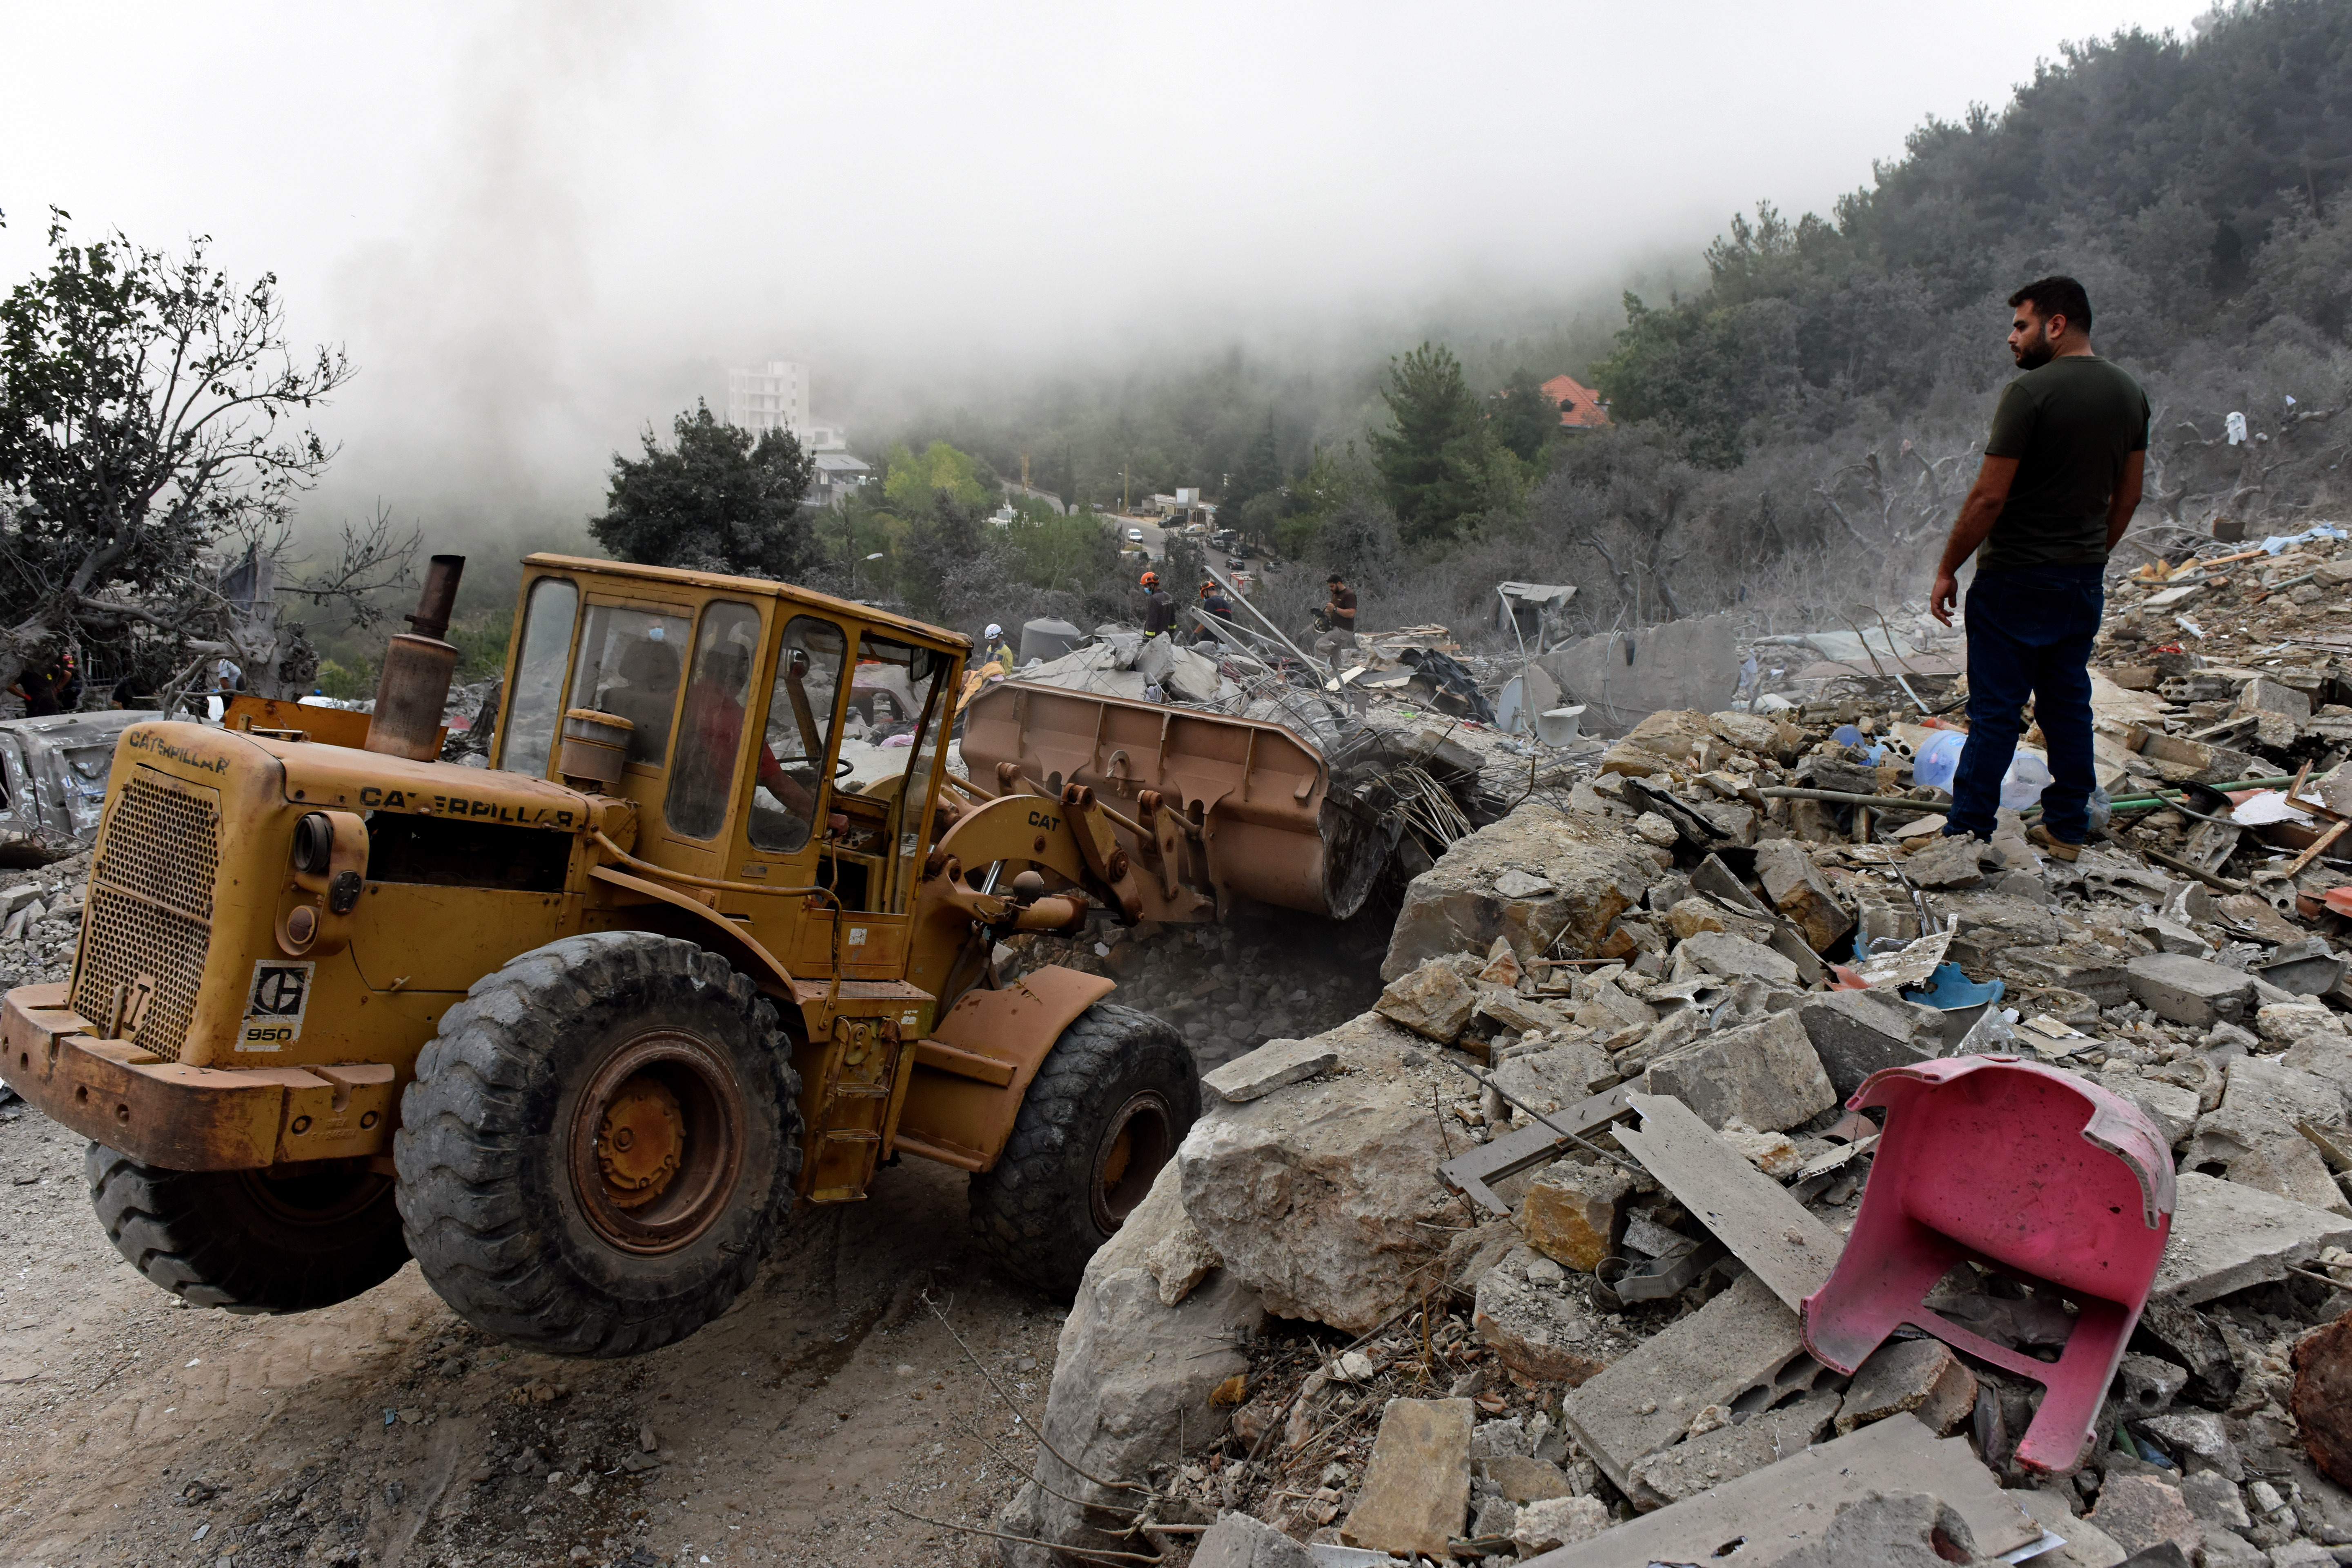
[0,0,2213,597]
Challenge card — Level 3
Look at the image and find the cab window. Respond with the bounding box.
[498,577,579,778]
[748,616,848,855]
[572,604,691,767]
[860,638,949,912]
[664,602,762,841]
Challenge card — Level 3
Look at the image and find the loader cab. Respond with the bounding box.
[490,555,964,983]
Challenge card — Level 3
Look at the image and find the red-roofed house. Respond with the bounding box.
[1542,373,1611,430]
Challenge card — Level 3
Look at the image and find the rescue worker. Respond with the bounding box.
[1194,581,1233,646]
[981,623,1016,676]
[1140,571,1175,638]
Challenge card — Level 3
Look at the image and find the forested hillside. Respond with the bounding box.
[869,1,2352,648]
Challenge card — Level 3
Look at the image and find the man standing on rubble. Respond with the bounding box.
[1928,276,2149,862]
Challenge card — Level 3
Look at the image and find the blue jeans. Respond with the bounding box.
[1945,563,2105,842]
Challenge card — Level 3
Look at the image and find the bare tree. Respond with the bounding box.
[1811,439,1974,604]
[0,212,403,706]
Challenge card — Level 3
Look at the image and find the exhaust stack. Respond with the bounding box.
[364,555,466,762]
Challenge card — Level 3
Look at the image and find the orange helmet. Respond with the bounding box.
[1140,571,1159,588]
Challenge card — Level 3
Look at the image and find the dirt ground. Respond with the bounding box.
[0,1100,1069,1568]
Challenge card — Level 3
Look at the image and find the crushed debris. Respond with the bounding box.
[1000,532,2352,1565]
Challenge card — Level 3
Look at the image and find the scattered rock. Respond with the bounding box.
[1517,1161,1635,1272]
[2126,953,2258,1028]
[1508,1494,1610,1555]
[1472,1246,1625,1385]
[1189,1511,1315,1568]
[2087,1474,2203,1561]
[2292,1306,2352,1488]
[1380,804,1652,980]
[1339,1398,1473,1559]
[1179,1016,1457,1334]
[1643,1010,1837,1132]
[1798,988,1942,1098]
[1374,955,1479,1043]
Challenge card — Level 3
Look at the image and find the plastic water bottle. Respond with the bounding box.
[2000,751,2054,813]
[1909,731,1967,792]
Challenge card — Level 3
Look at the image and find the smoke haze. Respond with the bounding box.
[1,0,2213,586]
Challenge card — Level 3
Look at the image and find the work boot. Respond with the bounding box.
[2025,824,2082,863]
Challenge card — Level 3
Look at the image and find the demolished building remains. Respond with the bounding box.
[990,528,2352,1567]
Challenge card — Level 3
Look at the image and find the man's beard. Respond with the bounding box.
[2015,331,2056,370]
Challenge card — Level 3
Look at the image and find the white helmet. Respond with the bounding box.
[984,623,1003,640]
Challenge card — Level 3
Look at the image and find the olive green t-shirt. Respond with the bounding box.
[1978,355,2151,572]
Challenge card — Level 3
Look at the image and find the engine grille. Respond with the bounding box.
[71,771,220,1062]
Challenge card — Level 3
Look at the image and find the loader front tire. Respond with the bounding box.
[86,1145,408,1313]
[394,933,800,1356]
[969,1002,1198,1298]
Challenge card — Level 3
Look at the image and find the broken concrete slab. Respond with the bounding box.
[2100,1069,2203,1147]
[1381,804,1653,980]
[1191,1511,1316,1568]
[1615,1091,1842,1310]
[2087,1474,2204,1562]
[1833,1338,1977,1437]
[1624,1388,1841,1506]
[1526,1418,2040,1567]
[2014,1485,2130,1568]
[1203,1036,1340,1103]
[1798,989,1941,1099]
[1472,1245,1633,1385]
[1642,1012,1839,1135]
[2186,1054,2352,1215]
[1559,1271,1816,1506]
[1374,954,1479,1043]
[1673,930,1802,986]
[2127,952,2259,1028]
[1518,1160,1636,1272]
[1179,1015,1460,1334]
[1772,1490,1986,1568]
[2261,1000,2348,1045]
[1339,1396,1473,1559]
[2152,1171,2352,1304]
[1905,834,1989,890]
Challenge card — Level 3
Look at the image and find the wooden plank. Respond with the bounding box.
[1614,1091,1844,1312]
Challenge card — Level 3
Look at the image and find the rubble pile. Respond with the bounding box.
[1003,659,2352,1566]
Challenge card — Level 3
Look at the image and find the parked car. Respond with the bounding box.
[1126,528,1145,543]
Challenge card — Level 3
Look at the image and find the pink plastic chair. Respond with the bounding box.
[1800,1056,2175,1475]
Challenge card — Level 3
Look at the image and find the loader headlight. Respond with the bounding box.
[292,812,336,875]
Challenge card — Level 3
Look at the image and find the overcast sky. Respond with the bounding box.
[2,0,2214,541]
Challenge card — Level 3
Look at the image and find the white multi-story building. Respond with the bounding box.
[726,361,808,441]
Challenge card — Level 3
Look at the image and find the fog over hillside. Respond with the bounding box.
[0,0,2212,612]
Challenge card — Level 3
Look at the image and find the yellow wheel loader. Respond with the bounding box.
[1,552,1363,1356]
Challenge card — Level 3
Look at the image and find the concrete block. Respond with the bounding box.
[1643,1010,1837,1132]
[2014,1485,2129,1567]
[2152,1171,2352,1303]
[1518,1162,1635,1272]
[1202,1037,1339,1103]
[2128,953,2258,1028]
[1339,1397,1473,1559]
[2099,1070,2202,1146]
[1559,1271,1813,1506]
[1835,1338,1978,1437]
[2260,1000,2347,1045]
[2186,1054,2352,1216]
[1626,1388,1841,1505]
[1799,989,1939,1099]
[2178,1469,2251,1533]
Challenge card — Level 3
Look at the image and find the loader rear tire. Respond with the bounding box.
[86,1145,408,1313]
[394,933,800,1357]
[969,1002,1198,1298]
